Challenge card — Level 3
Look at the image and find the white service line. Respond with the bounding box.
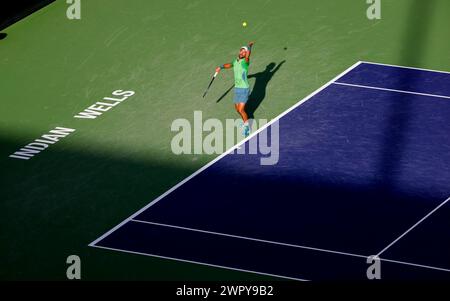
[89,61,364,247]
[377,196,450,257]
[333,82,450,100]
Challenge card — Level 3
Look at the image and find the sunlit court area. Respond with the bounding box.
[1,0,450,287]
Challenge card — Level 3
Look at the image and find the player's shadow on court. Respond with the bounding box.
[0,33,7,40]
[215,61,286,119]
[247,60,285,119]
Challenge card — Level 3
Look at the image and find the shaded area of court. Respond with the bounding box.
[93,62,450,280]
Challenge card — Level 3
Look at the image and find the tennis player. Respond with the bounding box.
[216,42,254,137]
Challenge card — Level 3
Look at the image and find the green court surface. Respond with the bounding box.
[1,0,449,280]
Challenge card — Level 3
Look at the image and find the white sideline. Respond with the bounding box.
[127,218,450,275]
[91,245,310,281]
[361,61,450,75]
[333,82,450,100]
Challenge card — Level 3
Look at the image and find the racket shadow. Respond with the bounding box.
[215,85,234,103]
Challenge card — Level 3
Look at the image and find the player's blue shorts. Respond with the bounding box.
[234,87,250,104]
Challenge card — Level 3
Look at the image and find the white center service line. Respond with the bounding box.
[377,196,450,257]
[333,82,450,100]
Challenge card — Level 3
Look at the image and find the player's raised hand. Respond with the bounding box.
[248,41,254,47]
[215,66,221,73]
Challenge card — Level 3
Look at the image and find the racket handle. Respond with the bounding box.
[213,71,218,78]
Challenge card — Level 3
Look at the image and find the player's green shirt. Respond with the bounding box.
[232,58,250,89]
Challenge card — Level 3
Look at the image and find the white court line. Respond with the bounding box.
[361,61,450,75]
[333,82,450,100]
[89,60,364,247]
[95,218,450,278]
[131,219,369,259]
[132,219,450,275]
[377,196,450,257]
[90,244,310,282]
[90,61,450,278]
[379,257,450,273]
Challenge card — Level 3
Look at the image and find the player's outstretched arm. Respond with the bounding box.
[215,63,233,73]
[245,41,254,62]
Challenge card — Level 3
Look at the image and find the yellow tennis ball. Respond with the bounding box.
[242,22,247,27]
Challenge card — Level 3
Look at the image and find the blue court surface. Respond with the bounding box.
[90,61,450,281]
